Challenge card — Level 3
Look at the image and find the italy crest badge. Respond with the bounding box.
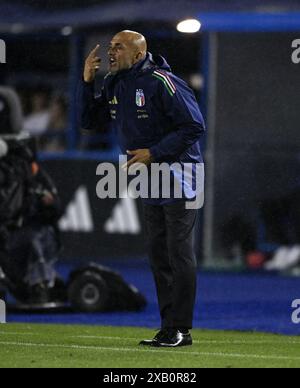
[136,89,146,107]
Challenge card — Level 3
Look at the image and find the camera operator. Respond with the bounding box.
[0,137,32,245]
[0,87,63,304]
[0,136,63,303]
[22,155,63,298]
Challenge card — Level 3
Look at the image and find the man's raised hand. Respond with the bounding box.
[83,45,101,83]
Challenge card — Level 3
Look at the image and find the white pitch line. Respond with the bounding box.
[0,341,300,362]
[1,332,300,346]
[74,335,136,340]
[73,336,300,345]
[0,332,39,336]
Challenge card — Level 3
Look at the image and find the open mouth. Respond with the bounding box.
[109,58,117,67]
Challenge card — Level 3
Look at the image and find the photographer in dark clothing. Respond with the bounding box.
[0,87,63,304]
[0,137,63,303]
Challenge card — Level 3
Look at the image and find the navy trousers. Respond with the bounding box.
[143,201,198,330]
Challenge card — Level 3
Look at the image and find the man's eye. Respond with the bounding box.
[108,46,122,51]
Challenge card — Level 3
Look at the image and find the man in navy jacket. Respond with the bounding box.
[79,31,205,347]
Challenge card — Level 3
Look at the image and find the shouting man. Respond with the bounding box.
[78,30,205,347]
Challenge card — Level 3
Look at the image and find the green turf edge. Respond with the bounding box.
[0,323,299,368]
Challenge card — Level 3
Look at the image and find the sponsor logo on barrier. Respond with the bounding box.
[58,186,141,235]
[59,186,94,233]
[291,299,300,324]
[104,189,141,235]
[0,39,6,64]
[292,39,300,64]
[96,156,205,210]
[0,299,6,323]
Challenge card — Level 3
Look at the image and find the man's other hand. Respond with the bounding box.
[122,149,153,171]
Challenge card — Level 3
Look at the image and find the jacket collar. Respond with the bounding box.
[132,52,156,72]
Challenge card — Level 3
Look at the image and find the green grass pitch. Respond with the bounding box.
[0,323,299,368]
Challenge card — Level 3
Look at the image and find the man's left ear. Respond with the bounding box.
[136,52,144,62]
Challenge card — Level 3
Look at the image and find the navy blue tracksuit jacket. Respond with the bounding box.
[78,52,205,205]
